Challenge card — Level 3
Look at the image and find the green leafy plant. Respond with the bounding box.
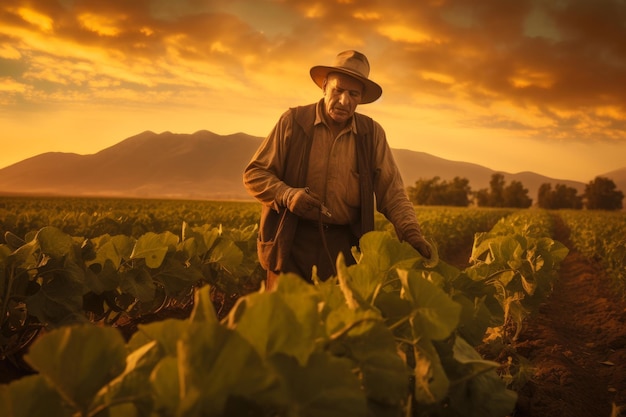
[1,231,523,417]
[0,222,259,364]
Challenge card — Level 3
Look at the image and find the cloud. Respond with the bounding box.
[0,0,625,145]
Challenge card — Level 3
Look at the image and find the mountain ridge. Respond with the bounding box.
[0,130,622,202]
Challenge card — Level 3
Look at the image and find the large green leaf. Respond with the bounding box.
[452,336,500,376]
[374,290,413,337]
[119,268,156,303]
[92,340,162,416]
[150,356,181,416]
[208,238,244,273]
[325,304,381,340]
[89,234,135,269]
[177,322,283,415]
[198,225,221,249]
[0,375,68,417]
[156,258,205,295]
[453,293,494,346]
[314,275,351,315]
[26,259,87,325]
[398,269,462,341]
[536,237,569,269]
[356,231,421,275]
[37,227,74,259]
[446,337,517,417]
[336,253,382,309]
[8,238,39,275]
[84,258,120,294]
[324,260,406,406]
[341,321,408,407]
[548,239,569,264]
[469,232,492,263]
[232,275,320,366]
[188,285,218,325]
[24,324,127,413]
[270,352,368,417]
[181,224,220,257]
[130,231,179,268]
[127,318,189,356]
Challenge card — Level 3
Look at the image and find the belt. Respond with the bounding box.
[298,219,350,231]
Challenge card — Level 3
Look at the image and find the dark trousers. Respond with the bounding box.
[266,220,357,290]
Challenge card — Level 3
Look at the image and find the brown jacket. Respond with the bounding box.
[246,102,375,271]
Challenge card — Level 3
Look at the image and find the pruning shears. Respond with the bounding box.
[305,187,332,218]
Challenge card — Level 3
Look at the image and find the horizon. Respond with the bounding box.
[1,0,625,183]
[2,128,620,187]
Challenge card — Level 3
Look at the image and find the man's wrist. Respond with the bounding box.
[277,186,296,207]
[403,229,424,243]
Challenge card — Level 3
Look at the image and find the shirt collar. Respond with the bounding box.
[314,99,358,134]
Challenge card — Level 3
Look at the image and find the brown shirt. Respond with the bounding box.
[243,100,423,240]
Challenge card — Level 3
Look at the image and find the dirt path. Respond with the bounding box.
[513,215,626,417]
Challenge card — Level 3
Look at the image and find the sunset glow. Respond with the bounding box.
[1,0,625,182]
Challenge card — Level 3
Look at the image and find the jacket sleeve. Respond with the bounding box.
[243,110,294,211]
[371,121,425,241]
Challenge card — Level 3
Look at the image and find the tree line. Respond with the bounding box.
[407,173,624,210]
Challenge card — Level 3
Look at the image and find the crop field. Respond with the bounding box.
[0,196,624,417]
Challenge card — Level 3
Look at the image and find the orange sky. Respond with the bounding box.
[1,0,625,183]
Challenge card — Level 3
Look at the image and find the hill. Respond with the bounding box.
[0,130,603,203]
[0,130,261,200]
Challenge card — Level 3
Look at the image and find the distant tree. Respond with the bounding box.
[474,189,490,207]
[489,173,506,207]
[408,177,439,205]
[475,173,532,208]
[407,176,471,206]
[503,180,533,208]
[537,183,583,209]
[445,177,472,206]
[537,183,553,208]
[584,177,624,210]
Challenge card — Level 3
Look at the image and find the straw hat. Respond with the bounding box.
[310,50,383,104]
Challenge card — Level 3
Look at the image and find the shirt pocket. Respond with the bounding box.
[344,170,361,208]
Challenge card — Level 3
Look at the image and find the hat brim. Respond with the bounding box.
[310,65,382,104]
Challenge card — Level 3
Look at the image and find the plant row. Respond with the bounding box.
[0,209,568,416]
[378,207,515,263]
[558,210,626,296]
[0,197,260,240]
[0,222,264,363]
[0,203,514,365]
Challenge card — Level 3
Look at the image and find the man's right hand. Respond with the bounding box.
[281,187,327,218]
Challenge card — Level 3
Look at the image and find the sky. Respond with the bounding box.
[1,0,625,183]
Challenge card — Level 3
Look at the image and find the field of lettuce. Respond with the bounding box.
[0,196,624,417]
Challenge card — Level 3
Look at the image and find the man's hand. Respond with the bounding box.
[281,187,331,218]
[405,231,432,259]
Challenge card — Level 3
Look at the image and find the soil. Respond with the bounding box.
[1,214,625,417]
[509,215,626,417]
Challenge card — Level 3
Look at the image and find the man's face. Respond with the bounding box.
[322,72,364,126]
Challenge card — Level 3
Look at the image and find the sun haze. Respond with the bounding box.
[1,0,625,182]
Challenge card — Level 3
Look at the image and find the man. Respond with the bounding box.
[243,50,431,289]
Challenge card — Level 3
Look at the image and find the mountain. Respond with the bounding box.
[0,130,610,202]
[0,130,261,200]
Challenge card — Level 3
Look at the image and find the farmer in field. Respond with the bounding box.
[243,50,431,289]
